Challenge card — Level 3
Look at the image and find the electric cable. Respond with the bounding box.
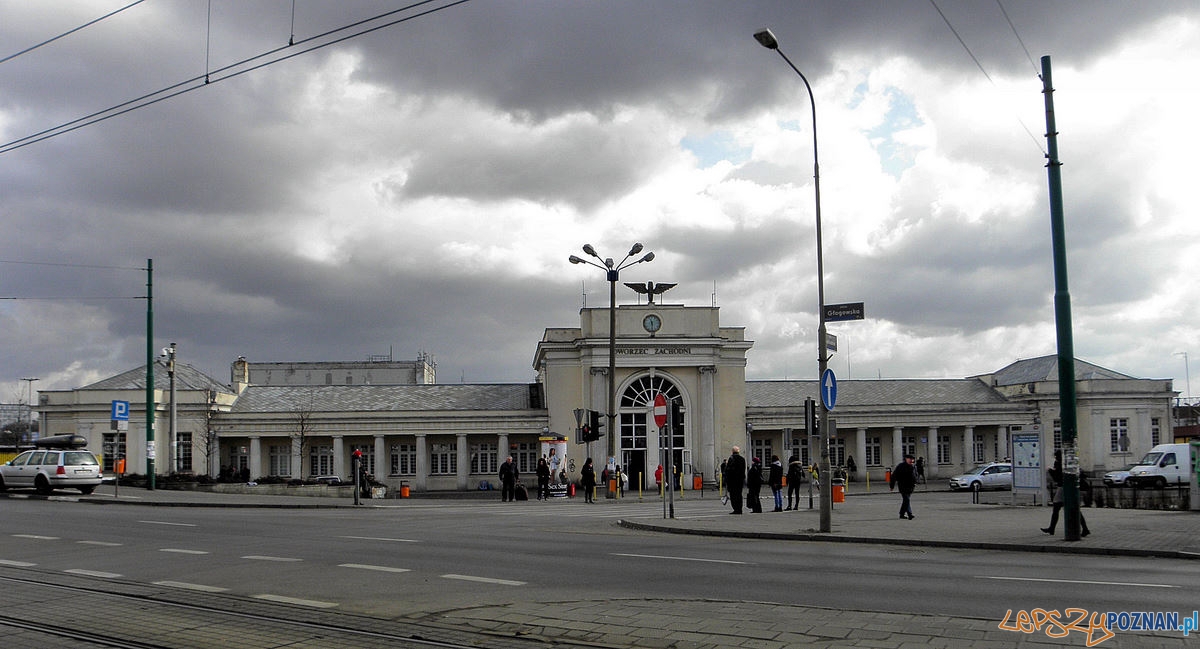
[0,0,147,66]
[0,0,471,155]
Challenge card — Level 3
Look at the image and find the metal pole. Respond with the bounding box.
[607,269,618,491]
[167,343,177,475]
[755,30,831,532]
[21,378,38,443]
[145,259,156,490]
[1042,56,1080,541]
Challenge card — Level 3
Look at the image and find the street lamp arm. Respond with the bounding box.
[569,255,608,272]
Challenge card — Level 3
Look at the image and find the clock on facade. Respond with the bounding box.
[642,313,662,334]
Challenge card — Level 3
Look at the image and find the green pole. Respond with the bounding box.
[146,259,156,490]
[1042,56,1079,540]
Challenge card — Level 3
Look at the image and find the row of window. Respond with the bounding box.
[104,417,1161,478]
[749,434,999,469]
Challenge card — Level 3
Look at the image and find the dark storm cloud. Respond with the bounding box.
[1,0,1197,397]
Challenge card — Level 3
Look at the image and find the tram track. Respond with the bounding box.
[0,570,577,649]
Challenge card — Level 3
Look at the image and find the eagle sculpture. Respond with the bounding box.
[623,281,677,304]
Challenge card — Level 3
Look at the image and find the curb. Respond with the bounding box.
[616,518,1200,561]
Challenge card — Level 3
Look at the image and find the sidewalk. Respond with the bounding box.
[624,486,1200,560]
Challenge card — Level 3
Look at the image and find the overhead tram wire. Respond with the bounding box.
[0,260,148,301]
[0,0,473,155]
[0,0,148,66]
[928,0,1046,156]
[996,0,1041,76]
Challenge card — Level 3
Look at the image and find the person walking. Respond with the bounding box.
[1042,450,1090,536]
[499,456,519,502]
[536,457,551,501]
[723,446,746,514]
[786,454,804,510]
[768,454,784,512]
[889,454,917,520]
[580,457,597,503]
[747,456,764,513]
[915,457,926,485]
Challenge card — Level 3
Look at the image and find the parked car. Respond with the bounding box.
[1128,443,1193,488]
[948,462,1013,491]
[0,435,103,495]
[1102,464,1135,486]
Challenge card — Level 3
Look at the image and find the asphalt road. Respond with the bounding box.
[5,498,1198,612]
[1,496,1197,646]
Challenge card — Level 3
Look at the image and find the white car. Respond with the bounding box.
[0,435,103,495]
[948,462,1013,491]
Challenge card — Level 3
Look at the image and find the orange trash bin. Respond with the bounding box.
[832,479,845,503]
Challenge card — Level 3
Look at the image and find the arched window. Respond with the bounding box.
[619,376,682,451]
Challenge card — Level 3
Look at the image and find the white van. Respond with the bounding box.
[1127,443,1194,488]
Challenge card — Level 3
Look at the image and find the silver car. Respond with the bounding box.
[0,435,102,495]
[1102,464,1135,486]
[948,462,1013,491]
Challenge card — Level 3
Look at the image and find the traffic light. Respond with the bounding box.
[583,410,603,442]
[670,400,684,437]
[805,397,818,436]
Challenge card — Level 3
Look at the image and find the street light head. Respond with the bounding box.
[604,257,614,269]
[582,244,598,258]
[640,252,655,263]
[569,255,585,264]
[628,242,644,256]
[753,28,779,50]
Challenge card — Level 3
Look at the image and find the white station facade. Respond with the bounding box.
[37,294,1177,495]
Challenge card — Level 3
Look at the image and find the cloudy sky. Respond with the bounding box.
[2,1,1199,406]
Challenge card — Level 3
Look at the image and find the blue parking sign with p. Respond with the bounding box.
[111,400,130,421]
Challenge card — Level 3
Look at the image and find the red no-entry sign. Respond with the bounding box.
[653,393,668,428]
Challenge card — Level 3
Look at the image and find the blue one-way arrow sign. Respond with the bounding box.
[820,369,838,411]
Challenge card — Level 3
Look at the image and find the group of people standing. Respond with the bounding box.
[721,446,922,520]
[721,447,791,514]
[498,455,602,504]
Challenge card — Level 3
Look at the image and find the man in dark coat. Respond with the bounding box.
[499,456,519,502]
[724,446,746,514]
[889,454,917,519]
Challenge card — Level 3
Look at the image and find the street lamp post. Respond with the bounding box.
[21,377,39,444]
[570,243,655,494]
[754,28,832,532]
[164,343,177,474]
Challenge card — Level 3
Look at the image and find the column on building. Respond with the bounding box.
[891,427,903,468]
[961,426,974,470]
[333,435,344,478]
[588,368,607,416]
[415,433,428,491]
[698,366,717,482]
[456,432,469,490]
[291,435,302,479]
[373,434,385,478]
[249,436,261,480]
[854,428,867,482]
[498,433,509,465]
[926,426,938,479]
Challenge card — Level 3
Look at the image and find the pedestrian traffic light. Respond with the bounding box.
[805,398,818,436]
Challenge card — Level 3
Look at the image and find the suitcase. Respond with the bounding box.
[515,484,528,501]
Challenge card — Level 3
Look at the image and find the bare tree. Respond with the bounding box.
[197,390,220,478]
[291,390,317,480]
